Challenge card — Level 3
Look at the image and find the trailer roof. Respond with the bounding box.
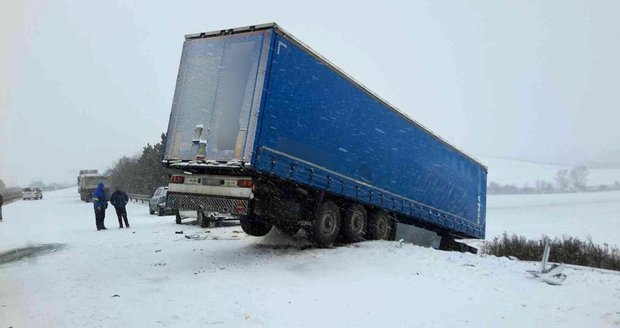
[185,23,487,171]
[81,174,108,178]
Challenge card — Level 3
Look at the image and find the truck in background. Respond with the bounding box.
[77,170,110,202]
[162,23,487,249]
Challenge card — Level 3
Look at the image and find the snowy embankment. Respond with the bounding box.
[1,188,619,327]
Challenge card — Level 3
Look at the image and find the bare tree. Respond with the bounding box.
[569,165,589,190]
[554,169,570,190]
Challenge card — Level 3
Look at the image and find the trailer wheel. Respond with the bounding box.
[310,201,341,247]
[342,204,367,242]
[368,211,392,240]
[240,215,272,237]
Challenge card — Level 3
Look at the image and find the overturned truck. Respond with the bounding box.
[162,23,487,248]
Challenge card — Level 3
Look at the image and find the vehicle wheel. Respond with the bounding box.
[310,201,341,247]
[158,205,165,217]
[367,211,392,240]
[342,204,367,242]
[240,215,272,237]
[149,208,155,215]
[276,222,300,236]
[175,211,182,224]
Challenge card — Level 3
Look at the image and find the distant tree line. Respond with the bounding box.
[488,165,620,195]
[0,178,68,194]
[105,133,171,195]
[28,181,69,190]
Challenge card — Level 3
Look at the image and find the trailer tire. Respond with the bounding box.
[310,201,341,247]
[342,204,367,242]
[240,215,272,237]
[367,211,392,240]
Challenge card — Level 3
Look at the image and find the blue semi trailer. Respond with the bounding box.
[163,23,487,248]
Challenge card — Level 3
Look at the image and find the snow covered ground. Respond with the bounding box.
[1,188,619,327]
[487,191,620,247]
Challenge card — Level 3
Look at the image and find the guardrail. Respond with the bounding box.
[128,194,150,203]
[2,192,23,205]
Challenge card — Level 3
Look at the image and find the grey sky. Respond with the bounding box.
[1,0,619,186]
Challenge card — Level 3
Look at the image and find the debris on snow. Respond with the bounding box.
[526,244,568,286]
[185,234,207,240]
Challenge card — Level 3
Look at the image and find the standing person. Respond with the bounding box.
[92,182,108,231]
[0,193,4,222]
[110,186,130,228]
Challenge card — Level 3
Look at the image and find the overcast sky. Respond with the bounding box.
[1,0,619,186]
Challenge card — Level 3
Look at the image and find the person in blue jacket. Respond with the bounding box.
[92,182,108,230]
[110,186,130,228]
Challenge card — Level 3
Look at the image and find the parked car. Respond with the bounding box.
[149,187,173,216]
[22,188,43,200]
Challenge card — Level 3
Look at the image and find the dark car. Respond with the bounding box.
[149,187,173,216]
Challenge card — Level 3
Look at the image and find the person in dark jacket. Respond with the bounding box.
[92,182,108,230]
[0,194,4,222]
[110,186,130,228]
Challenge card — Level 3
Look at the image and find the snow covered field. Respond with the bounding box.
[487,191,620,247]
[478,155,620,187]
[1,188,619,327]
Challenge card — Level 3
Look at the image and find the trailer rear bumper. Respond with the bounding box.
[166,192,250,216]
